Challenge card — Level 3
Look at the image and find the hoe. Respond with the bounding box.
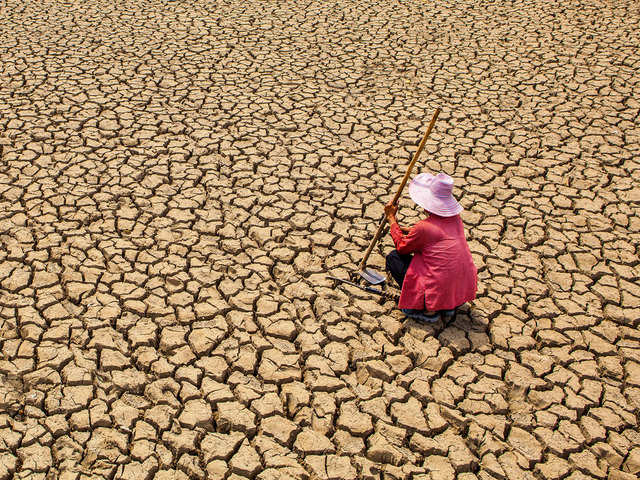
[357,107,440,285]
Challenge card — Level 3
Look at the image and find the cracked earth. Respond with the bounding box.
[0,0,639,479]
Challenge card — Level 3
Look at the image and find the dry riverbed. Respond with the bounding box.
[0,0,639,479]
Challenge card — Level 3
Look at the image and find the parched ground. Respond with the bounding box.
[0,0,639,478]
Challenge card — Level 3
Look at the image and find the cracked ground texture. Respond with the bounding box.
[0,0,639,479]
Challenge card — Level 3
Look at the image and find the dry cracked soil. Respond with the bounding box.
[1,0,639,479]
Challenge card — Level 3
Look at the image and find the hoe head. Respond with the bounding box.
[359,268,386,285]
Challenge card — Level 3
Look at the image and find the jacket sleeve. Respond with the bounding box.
[390,222,424,254]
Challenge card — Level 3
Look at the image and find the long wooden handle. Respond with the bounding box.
[358,108,440,270]
[358,215,387,270]
[390,107,440,205]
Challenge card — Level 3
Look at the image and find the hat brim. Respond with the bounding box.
[409,179,463,217]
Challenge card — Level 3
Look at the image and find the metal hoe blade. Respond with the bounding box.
[359,268,386,285]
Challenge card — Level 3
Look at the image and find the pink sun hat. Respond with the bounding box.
[408,172,463,217]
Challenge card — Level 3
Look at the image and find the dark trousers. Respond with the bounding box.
[386,250,413,288]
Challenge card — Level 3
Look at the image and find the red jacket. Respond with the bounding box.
[390,214,477,310]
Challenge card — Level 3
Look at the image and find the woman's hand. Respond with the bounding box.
[399,225,411,234]
[384,202,398,221]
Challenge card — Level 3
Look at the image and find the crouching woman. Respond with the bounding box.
[384,172,477,322]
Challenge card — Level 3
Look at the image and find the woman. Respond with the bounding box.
[384,172,477,322]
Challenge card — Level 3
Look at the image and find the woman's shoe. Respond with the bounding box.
[402,309,439,323]
[441,308,456,319]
